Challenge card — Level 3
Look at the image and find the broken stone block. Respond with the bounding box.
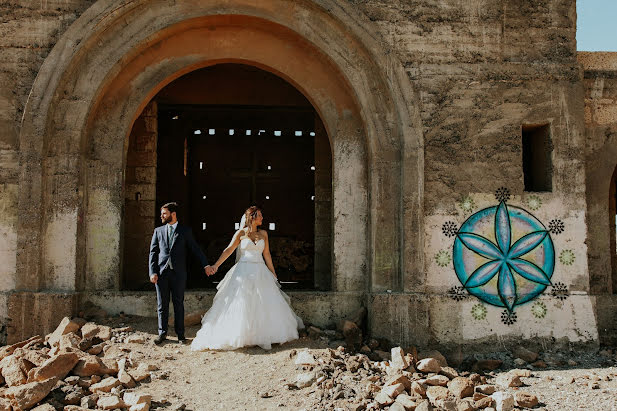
[294,372,316,388]
[419,350,448,367]
[439,366,459,379]
[510,368,531,377]
[58,333,81,351]
[395,394,417,410]
[475,384,497,395]
[97,394,125,410]
[90,377,122,393]
[118,368,137,388]
[456,398,475,411]
[491,392,514,411]
[416,358,441,374]
[124,392,152,406]
[514,391,538,408]
[474,396,495,409]
[0,355,28,386]
[31,404,56,411]
[447,377,474,398]
[415,399,432,411]
[0,398,12,411]
[390,347,409,370]
[64,406,90,411]
[389,402,407,411]
[495,373,522,388]
[87,343,105,355]
[81,323,112,341]
[426,386,450,404]
[72,355,116,377]
[126,335,146,344]
[385,374,411,391]
[411,381,427,397]
[512,346,538,363]
[129,403,150,411]
[5,377,57,410]
[30,352,80,382]
[425,374,449,386]
[381,382,405,399]
[48,318,83,347]
[80,394,98,408]
[63,387,85,405]
[374,392,394,406]
[12,348,50,367]
[294,350,317,366]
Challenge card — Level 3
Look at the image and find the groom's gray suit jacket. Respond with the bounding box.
[149,224,208,278]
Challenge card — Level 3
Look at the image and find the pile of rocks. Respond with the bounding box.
[0,317,155,410]
[289,346,540,410]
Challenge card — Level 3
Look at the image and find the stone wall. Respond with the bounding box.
[0,0,606,348]
[0,0,97,344]
[579,51,617,344]
[122,102,158,290]
[348,0,595,347]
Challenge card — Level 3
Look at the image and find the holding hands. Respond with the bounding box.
[205,265,217,276]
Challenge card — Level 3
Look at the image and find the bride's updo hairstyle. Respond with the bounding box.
[243,206,261,235]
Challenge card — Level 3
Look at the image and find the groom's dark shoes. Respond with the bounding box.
[154,333,167,345]
[177,336,187,344]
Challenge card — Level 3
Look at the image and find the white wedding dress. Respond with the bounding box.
[191,237,304,351]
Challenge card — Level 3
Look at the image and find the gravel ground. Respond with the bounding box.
[100,314,617,410]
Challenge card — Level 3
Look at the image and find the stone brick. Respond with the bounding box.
[447,377,474,399]
[416,358,441,374]
[29,352,79,382]
[90,377,122,393]
[97,395,126,410]
[47,317,82,347]
[0,354,28,386]
[80,323,111,341]
[124,392,152,406]
[5,377,57,410]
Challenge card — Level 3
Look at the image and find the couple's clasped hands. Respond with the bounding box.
[205,265,217,276]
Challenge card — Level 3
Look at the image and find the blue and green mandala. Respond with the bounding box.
[452,195,555,313]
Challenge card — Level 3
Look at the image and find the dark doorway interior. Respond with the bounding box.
[522,123,553,192]
[122,64,333,291]
[157,105,317,289]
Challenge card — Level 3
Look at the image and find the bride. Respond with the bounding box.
[191,206,304,351]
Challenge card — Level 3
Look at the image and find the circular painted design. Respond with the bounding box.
[453,202,555,312]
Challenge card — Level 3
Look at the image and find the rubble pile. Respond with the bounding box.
[288,345,540,411]
[0,317,156,410]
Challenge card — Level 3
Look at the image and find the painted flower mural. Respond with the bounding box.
[453,201,555,313]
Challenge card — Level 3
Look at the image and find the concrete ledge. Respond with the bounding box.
[369,292,600,350]
[1,290,608,349]
[83,290,366,329]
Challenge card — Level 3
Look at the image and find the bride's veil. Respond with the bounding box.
[235,213,247,263]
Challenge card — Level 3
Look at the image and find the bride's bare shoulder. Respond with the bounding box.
[258,229,269,237]
[235,229,246,238]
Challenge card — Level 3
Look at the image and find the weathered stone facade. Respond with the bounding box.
[0,0,615,349]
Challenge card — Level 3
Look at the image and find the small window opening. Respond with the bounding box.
[522,124,552,192]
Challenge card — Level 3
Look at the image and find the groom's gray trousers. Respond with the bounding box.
[155,268,186,337]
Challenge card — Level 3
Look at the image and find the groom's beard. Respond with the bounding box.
[161,216,172,224]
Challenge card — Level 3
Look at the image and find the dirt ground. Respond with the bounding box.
[95,314,617,411]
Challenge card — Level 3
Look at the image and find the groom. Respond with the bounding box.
[149,202,214,344]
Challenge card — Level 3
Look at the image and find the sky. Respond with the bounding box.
[577,0,617,51]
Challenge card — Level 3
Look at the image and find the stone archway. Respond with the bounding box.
[13,0,423,341]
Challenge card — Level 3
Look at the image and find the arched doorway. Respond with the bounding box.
[12,0,424,343]
[122,64,332,290]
